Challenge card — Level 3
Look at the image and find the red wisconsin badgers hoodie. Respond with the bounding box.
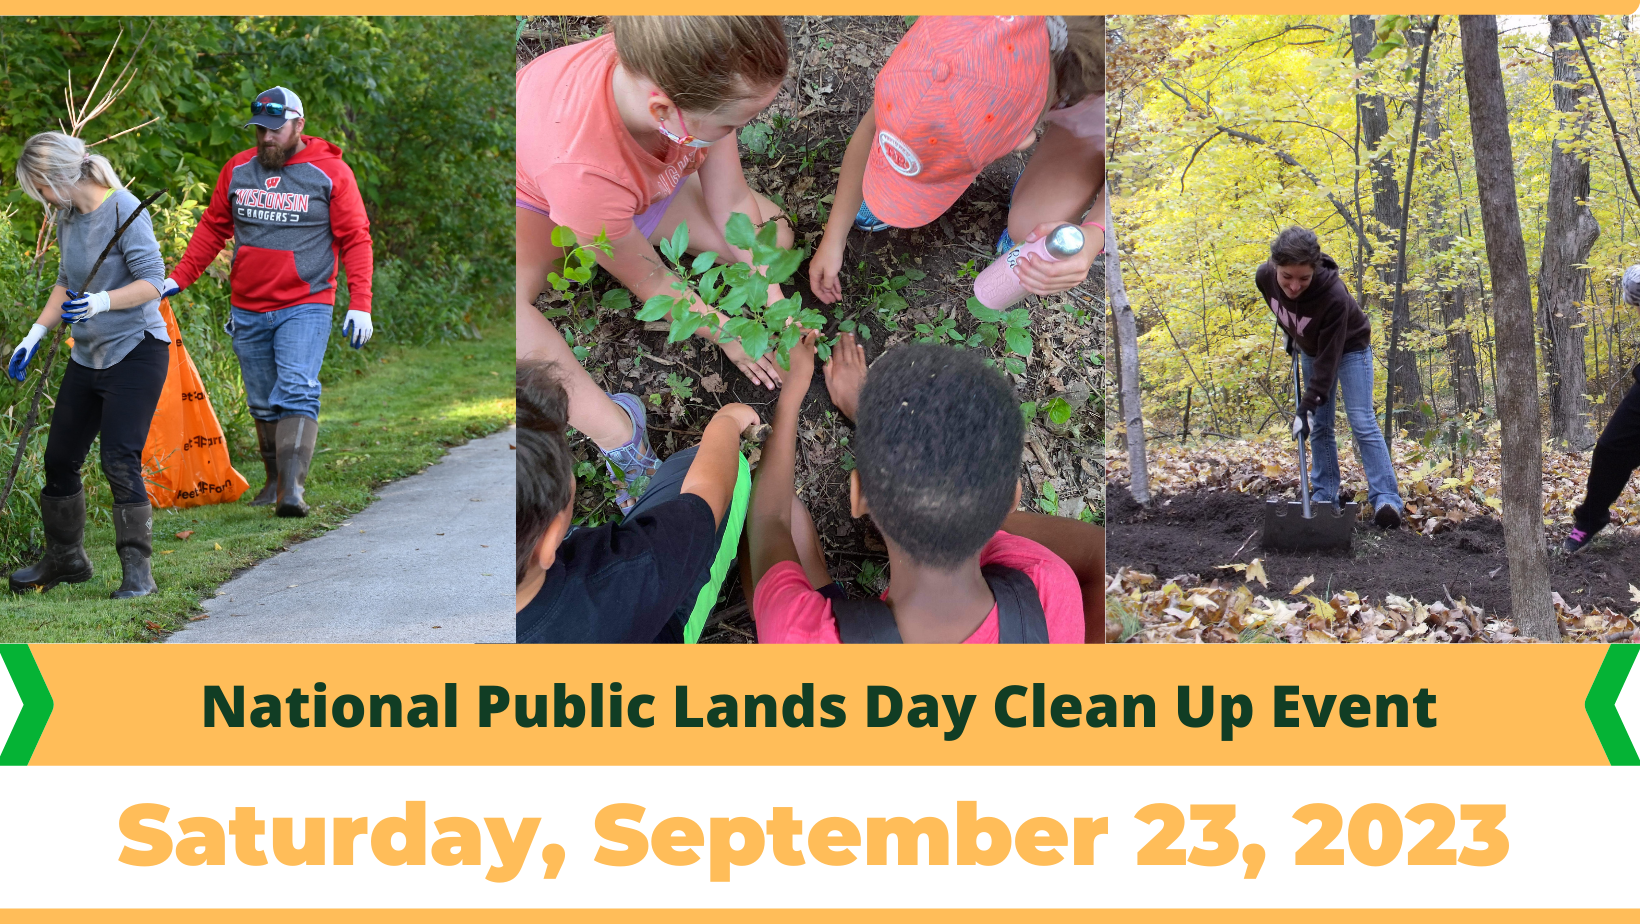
[172,135,373,313]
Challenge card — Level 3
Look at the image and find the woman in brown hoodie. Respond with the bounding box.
[1255,226,1403,528]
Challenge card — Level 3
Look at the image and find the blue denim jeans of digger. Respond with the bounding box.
[1300,347,1404,513]
[229,303,332,422]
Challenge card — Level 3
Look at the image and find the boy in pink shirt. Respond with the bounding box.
[747,333,1102,643]
[518,16,794,512]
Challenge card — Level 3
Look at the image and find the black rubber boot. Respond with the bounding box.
[246,418,280,506]
[275,415,318,518]
[111,502,157,598]
[9,491,94,593]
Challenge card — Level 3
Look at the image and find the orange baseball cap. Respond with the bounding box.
[863,16,1050,229]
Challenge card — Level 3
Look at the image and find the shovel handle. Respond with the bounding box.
[1292,349,1312,519]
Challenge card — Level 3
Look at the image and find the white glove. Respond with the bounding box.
[342,309,373,349]
[1292,410,1314,442]
[61,290,111,323]
[160,277,181,299]
[8,324,48,382]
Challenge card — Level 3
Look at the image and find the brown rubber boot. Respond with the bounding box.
[9,490,94,593]
[247,418,280,506]
[110,502,158,598]
[275,415,318,518]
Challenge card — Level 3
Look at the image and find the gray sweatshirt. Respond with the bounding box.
[53,187,170,369]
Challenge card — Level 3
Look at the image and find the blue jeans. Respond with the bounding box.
[230,303,332,422]
[1300,347,1403,512]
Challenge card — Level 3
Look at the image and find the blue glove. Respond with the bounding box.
[8,324,47,382]
[61,290,111,323]
[342,309,373,349]
[160,277,180,299]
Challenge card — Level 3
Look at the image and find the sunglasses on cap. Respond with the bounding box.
[251,100,294,118]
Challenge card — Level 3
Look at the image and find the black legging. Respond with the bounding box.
[42,333,168,506]
[1576,365,1640,532]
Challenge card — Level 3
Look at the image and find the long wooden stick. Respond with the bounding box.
[0,188,166,514]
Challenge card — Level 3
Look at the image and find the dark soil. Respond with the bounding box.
[1108,486,1640,618]
[521,17,1104,642]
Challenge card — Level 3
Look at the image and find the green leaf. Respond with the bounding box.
[691,251,719,274]
[669,311,700,343]
[725,212,758,250]
[1004,327,1033,357]
[718,288,749,316]
[1020,401,1039,421]
[975,323,1000,348]
[669,223,691,263]
[637,295,676,322]
[878,293,907,315]
[839,318,857,333]
[765,296,799,326]
[1004,356,1026,375]
[1039,479,1059,516]
[740,324,772,361]
[550,225,578,248]
[765,248,804,286]
[903,268,927,281]
[967,297,1004,323]
[756,219,779,249]
[601,289,633,312]
[1046,396,1074,427]
[723,317,760,341]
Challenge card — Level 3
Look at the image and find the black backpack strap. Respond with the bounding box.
[830,597,904,644]
[982,564,1050,644]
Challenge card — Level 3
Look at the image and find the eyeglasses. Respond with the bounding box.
[251,101,293,118]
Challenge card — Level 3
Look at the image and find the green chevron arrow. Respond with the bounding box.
[0,645,53,766]
[1585,645,1638,766]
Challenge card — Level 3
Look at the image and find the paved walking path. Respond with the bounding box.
[170,427,514,643]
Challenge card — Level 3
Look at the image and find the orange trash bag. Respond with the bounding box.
[141,297,250,508]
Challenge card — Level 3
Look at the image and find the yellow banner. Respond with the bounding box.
[27,645,1608,766]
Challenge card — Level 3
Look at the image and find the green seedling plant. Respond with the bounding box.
[636,214,825,369]
[913,310,962,345]
[665,372,695,401]
[544,225,632,362]
[965,296,1032,375]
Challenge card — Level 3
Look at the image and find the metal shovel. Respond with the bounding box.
[1262,342,1357,553]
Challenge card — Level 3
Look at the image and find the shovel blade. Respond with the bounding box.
[1261,500,1359,553]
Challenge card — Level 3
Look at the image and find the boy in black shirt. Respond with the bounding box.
[515,360,759,642]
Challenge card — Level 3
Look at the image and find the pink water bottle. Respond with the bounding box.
[973,223,1087,311]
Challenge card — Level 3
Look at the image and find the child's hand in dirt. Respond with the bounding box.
[1016,221,1101,297]
[781,330,820,392]
[822,331,867,422]
[808,236,846,304]
[713,402,762,437]
[719,338,784,391]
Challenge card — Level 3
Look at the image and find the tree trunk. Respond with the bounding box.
[1460,15,1556,642]
[1441,287,1483,411]
[1352,15,1427,436]
[1424,60,1483,414]
[1107,198,1150,505]
[1537,14,1599,450]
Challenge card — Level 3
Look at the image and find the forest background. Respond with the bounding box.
[1107,15,1640,643]
[0,16,513,567]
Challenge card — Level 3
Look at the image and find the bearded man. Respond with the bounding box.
[162,86,375,518]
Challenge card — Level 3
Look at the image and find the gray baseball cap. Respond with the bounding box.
[246,87,304,130]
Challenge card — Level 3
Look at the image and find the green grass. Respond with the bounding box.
[0,326,514,643]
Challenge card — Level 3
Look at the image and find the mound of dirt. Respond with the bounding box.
[1108,486,1640,617]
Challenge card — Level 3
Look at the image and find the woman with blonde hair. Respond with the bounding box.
[7,131,171,598]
